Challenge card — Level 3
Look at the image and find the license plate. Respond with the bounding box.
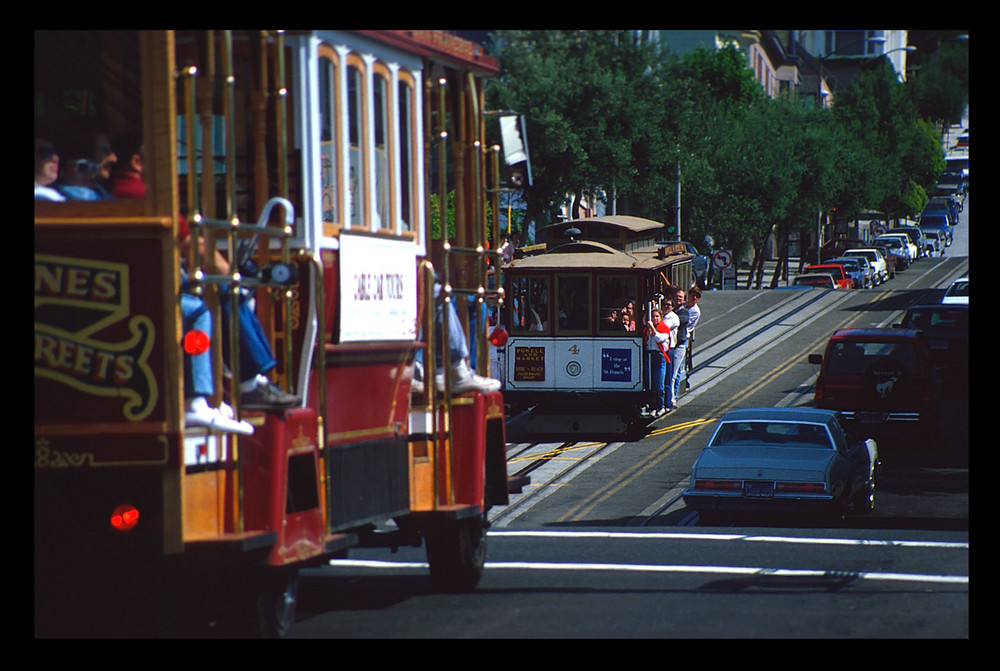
[744,481,773,498]
[858,411,889,424]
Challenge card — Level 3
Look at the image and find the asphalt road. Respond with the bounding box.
[289,197,969,638]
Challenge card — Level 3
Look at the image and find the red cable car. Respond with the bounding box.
[35,29,514,637]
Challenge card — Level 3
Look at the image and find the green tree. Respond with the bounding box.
[488,30,677,229]
[907,32,969,131]
[832,59,943,220]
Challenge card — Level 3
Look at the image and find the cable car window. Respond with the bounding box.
[35,30,145,209]
[318,47,340,226]
[510,276,549,332]
[597,276,637,334]
[556,275,590,334]
[373,65,391,230]
[346,58,366,228]
[397,73,416,234]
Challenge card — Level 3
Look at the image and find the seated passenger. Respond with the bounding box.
[54,118,117,201]
[108,132,146,199]
[181,292,253,434]
[35,137,65,201]
[413,283,501,395]
[179,216,300,410]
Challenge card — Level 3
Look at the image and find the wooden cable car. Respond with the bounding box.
[500,216,694,435]
[35,29,511,637]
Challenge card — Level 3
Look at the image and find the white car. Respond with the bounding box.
[876,233,917,263]
[921,230,944,257]
[843,248,888,285]
[942,276,968,305]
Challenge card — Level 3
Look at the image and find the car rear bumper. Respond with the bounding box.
[837,410,923,423]
[682,491,837,515]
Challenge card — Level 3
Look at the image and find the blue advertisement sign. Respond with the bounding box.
[601,348,632,382]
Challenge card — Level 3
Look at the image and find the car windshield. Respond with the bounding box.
[946,280,969,298]
[824,340,921,376]
[710,421,832,449]
[902,307,968,330]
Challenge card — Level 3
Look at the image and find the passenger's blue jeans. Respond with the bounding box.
[645,349,667,411]
[670,342,688,404]
[180,293,213,397]
[221,294,278,383]
[416,284,470,372]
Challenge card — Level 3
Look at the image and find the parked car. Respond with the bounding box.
[945,155,969,188]
[895,304,968,382]
[827,256,872,289]
[942,276,968,305]
[682,407,879,523]
[887,225,927,259]
[815,237,869,264]
[919,214,953,246]
[875,233,916,264]
[871,243,903,276]
[933,171,967,200]
[680,241,711,288]
[802,264,853,289]
[923,196,960,227]
[920,229,944,257]
[791,273,838,289]
[843,248,888,284]
[809,328,940,431]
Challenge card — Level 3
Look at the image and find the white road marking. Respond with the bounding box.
[326,559,967,586]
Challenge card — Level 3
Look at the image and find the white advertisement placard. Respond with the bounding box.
[338,234,418,342]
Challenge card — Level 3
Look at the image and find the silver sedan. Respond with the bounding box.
[683,408,879,524]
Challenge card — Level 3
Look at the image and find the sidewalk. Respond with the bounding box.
[714,257,805,290]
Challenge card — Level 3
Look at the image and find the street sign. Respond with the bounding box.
[712,249,733,270]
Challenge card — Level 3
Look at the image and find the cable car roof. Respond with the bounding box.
[540,215,666,235]
[507,239,692,271]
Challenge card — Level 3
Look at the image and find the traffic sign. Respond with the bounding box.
[712,249,733,270]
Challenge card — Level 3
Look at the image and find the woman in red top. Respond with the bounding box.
[107,133,146,199]
[643,307,671,417]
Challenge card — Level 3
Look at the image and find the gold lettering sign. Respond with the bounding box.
[34,254,157,421]
[513,346,545,382]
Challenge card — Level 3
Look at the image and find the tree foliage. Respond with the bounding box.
[485,31,966,272]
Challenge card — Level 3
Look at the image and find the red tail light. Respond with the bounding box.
[110,504,140,532]
[694,479,743,491]
[774,482,826,494]
[183,329,210,355]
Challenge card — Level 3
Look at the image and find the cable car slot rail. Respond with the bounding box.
[489,440,620,526]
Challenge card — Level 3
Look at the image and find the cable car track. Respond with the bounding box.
[489,440,623,526]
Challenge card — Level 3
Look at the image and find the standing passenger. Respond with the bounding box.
[669,288,690,409]
[660,295,679,413]
[683,286,702,389]
[642,308,671,417]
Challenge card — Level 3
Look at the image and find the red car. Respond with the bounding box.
[809,328,940,431]
[802,264,855,290]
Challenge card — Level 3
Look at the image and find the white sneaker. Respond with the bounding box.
[185,397,254,435]
[436,360,501,394]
